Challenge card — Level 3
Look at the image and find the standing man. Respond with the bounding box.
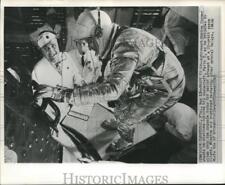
[35,9,186,151]
[30,25,102,162]
[30,26,84,116]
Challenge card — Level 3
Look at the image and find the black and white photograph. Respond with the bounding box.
[1,0,225,183]
[3,6,200,164]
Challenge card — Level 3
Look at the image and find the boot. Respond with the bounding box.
[101,119,119,130]
[111,137,133,151]
[111,125,135,151]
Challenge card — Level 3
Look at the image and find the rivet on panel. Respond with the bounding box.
[9,143,14,148]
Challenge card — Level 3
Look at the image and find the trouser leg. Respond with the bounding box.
[115,76,185,144]
[116,91,170,142]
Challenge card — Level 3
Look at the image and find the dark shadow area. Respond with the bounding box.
[117,129,196,163]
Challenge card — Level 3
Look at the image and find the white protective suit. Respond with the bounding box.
[32,50,86,162]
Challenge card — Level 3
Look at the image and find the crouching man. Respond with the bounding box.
[34,9,187,152]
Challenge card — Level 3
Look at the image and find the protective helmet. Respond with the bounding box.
[30,24,56,48]
[72,9,113,56]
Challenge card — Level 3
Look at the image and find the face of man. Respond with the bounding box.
[75,38,90,55]
[75,37,99,56]
[41,38,60,63]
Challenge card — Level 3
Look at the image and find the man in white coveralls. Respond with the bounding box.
[30,24,102,162]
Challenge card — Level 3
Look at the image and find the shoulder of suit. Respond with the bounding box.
[67,49,81,60]
[118,27,158,41]
[65,49,82,68]
[32,57,49,72]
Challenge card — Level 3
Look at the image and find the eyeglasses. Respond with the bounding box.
[73,37,95,47]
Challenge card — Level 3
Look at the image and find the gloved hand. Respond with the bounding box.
[34,84,73,102]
